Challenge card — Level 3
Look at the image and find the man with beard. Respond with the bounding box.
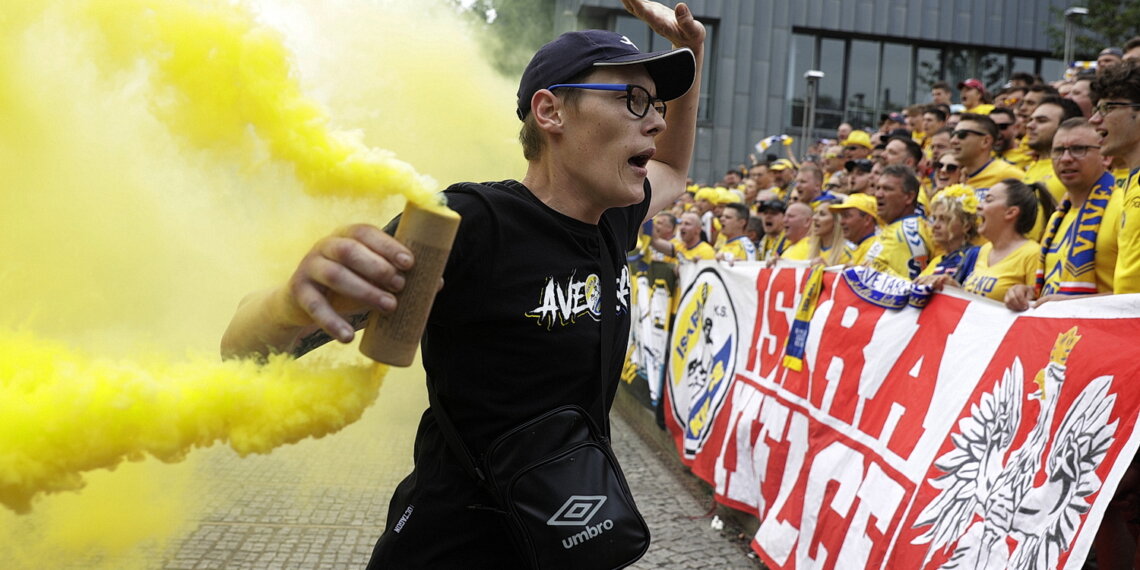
[1023,96,1083,202]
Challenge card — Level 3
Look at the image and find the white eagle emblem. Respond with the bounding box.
[912,327,1117,569]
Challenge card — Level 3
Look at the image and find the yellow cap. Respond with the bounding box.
[829,192,878,220]
[695,187,719,203]
[716,189,743,204]
[842,130,873,149]
[769,158,795,171]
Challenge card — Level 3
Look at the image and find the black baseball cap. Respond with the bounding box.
[758,199,786,213]
[845,159,874,172]
[516,30,696,120]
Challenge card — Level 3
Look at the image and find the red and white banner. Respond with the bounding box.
[664,261,1140,569]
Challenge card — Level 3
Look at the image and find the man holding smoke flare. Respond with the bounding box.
[221,0,705,566]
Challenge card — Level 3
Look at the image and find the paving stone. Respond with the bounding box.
[20,372,765,569]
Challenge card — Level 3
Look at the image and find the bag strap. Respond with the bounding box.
[429,386,485,483]
[595,227,616,432]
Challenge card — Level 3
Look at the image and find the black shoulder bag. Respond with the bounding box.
[428,235,650,569]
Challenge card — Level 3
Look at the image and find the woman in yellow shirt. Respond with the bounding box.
[808,197,853,266]
[916,184,980,283]
[919,179,1055,301]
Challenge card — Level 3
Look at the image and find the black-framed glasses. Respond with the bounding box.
[993,122,1014,130]
[547,83,666,118]
[1092,101,1140,117]
[1051,144,1101,159]
[933,162,960,173]
[951,128,988,140]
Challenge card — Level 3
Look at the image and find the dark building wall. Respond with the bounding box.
[554,0,1068,185]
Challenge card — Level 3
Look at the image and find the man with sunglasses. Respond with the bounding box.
[1091,59,1140,295]
[221,0,705,565]
[990,107,1031,169]
[951,113,1025,200]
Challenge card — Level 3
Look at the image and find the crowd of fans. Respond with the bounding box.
[636,37,1140,310]
[631,39,1140,569]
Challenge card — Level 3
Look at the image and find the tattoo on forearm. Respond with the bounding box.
[290,312,370,358]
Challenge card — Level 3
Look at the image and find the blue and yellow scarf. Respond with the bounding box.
[1036,171,1115,296]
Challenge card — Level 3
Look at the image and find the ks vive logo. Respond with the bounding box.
[548,495,614,550]
[668,268,738,459]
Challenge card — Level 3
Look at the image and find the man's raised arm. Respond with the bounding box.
[623,0,705,219]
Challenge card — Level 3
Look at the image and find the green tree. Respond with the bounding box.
[447,0,556,77]
[1046,1,1140,61]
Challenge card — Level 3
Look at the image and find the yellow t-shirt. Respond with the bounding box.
[781,237,812,261]
[1041,188,1121,295]
[917,183,931,218]
[647,237,679,264]
[1113,168,1140,293]
[718,235,757,262]
[864,216,932,279]
[1024,157,1067,203]
[966,103,996,115]
[818,241,854,265]
[919,253,949,278]
[963,240,1039,301]
[1115,168,1132,193]
[968,158,1046,239]
[1002,143,1034,171]
[675,239,716,263]
[965,158,1026,196]
[758,232,785,260]
[847,232,879,265]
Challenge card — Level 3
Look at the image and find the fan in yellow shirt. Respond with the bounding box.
[990,108,1033,170]
[863,165,932,279]
[774,202,813,261]
[959,78,995,115]
[1005,120,1120,311]
[651,211,715,263]
[1112,167,1140,293]
[1089,62,1140,294]
[830,193,881,264]
[715,203,757,262]
[920,180,1055,301]
[916,185,981,283]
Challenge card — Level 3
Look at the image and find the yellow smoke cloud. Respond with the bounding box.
[1,0,521,565]
[0,329,382,514]
[82,0,437,205]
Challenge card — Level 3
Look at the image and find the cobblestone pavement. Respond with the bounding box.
[7,366,762,569]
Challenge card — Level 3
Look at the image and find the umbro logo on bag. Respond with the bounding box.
[547,495,607,526]
[548,495,614,550]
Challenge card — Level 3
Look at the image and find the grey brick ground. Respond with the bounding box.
[610,410,763,569]
[9,369,763,569]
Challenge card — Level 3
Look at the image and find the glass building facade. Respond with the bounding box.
[555,0,1069,184]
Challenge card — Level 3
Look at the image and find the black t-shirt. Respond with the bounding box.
[367,179,651,568]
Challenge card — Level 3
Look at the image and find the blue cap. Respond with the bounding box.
[516,30,695,120]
